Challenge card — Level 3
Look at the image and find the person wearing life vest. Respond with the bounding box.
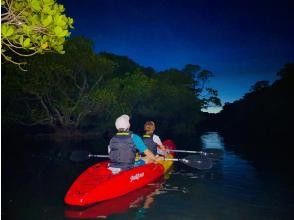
[142,121,166,156]
[108,114,163,172]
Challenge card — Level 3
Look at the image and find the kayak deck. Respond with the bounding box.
[65,140,175,206]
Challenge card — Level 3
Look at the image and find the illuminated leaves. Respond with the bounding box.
[1,0,74,68]
[1,24,15,37]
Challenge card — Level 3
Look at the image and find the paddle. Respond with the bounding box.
[165,154,212,170]
[167,148,223,160]
[70,150,109,162]
[70,151,212,170]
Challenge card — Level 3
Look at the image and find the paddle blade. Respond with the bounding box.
[202,148,223,160]
[70,151,90,162]
[180,155,212,170]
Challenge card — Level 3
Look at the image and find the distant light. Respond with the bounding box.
[201,106,223,114]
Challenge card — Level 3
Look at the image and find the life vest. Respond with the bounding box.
[142,134,157,155]
[109,132,136,170]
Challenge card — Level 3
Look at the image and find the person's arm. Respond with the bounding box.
[131,134,148,153]
[158,144,166,151]
[153,134,166,151]
[144,149,164,162]
[144,149,158,161]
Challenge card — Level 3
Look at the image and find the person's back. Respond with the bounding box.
[142,121,166,155]
[109,131,136,170]
[142,133,157,155]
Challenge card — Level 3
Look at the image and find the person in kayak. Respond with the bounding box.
[142,121,166,156]
[108,114,163,172]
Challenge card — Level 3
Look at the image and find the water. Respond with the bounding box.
[2,132,294,219]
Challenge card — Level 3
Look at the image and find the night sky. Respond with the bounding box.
[60,0,294,113]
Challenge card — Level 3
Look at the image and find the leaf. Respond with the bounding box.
[31,14,41,25]
[42,5,54,15]
[54,15,66,27]
[43,0,55,6]
[58,5,64,12]
[68,18,74,28]
[19,35,24,45]
[42,15,53,26]
[13,2,25,10]
[22,25,32,35]
[1,24,8,35]
[1,24,15,37]
[31,0,41,12]
[54,26,63,35]
[41,42,48,49]
[55,45,64,52]
[6,26,15,37]
[23,38,31,48]
[61,30,69,37]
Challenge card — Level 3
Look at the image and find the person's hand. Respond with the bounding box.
[159,145,166,153]
[155,155,164,162]
[157,145,167,156]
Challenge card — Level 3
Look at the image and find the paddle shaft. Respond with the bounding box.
[168,149,203,154]
[88,154,183,161]
[88,155,201,168]
[164,158,189,163]
[89,154,188,163]
[72,152,212,170]
[167,149,223,160]
[88,154,109,158]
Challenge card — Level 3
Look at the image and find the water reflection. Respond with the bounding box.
[201,131,224,149]
[3,132,294,219]
[64,178,170,219]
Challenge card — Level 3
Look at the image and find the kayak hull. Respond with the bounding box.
[65,178,164,218]
[64,139,175,206]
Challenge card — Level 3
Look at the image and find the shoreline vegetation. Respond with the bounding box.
[197,63,293,161]
[2,37,292,158]
[2,36,220,141]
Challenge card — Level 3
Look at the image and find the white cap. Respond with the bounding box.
[115,114,130,130]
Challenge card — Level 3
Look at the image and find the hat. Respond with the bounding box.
[115,114,130,130]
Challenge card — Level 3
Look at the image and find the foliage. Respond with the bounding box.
[1,0,74,69]
[2,37,221,135]
[277,63,294,79]
[2,37,115,130]
[204,63,294,146]
[91,71,155,119]
[158,66,221,109]
[250,80,270,92]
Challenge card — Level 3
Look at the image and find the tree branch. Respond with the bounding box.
[1,51,28,71]
[3,41,39,56]
[38,96,54,125]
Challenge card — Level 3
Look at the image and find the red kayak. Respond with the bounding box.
[65,178,164,218]
[64,139,175,206]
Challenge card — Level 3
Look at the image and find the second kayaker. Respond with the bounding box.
[142,121,166,156]
[108,114,163,173]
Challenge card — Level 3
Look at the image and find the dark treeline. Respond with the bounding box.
[2,36,220,140]
[199,63,294,155]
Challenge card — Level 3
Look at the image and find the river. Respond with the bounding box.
[2,132,294,219]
